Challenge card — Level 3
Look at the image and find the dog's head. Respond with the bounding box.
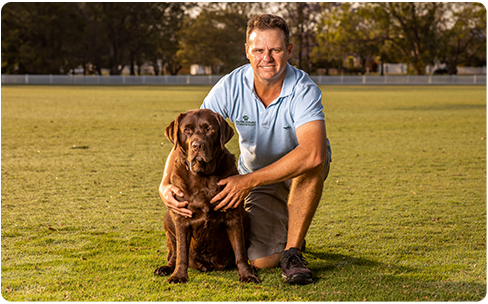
[165,109,234,175]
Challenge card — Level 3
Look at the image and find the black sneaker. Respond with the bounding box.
[281,247,313,285]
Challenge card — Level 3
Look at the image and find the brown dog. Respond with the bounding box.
[154,109,260,284]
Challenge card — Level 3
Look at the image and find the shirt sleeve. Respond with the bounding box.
[292,83,325,129]
[293,82,331,161]
[200,75,230,120]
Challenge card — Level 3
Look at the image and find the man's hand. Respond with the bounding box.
[159,183,192,218]
[211,174,255,211]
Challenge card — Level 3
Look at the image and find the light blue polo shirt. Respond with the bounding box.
[201,63,330,174]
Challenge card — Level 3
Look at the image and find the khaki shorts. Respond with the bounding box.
[244,180,292,261]
[244,155,331,261]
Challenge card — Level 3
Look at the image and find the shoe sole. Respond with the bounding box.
[282,273,313,285]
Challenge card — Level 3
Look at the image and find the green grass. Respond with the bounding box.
[1,85,486,301]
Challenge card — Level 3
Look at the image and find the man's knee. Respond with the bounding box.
[322,153,331,181]
[250,253,282,269]
[293,155,330,188]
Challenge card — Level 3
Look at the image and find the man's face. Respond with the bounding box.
[245,28,293,85]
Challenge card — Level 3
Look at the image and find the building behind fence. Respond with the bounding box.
[1,74,486,86]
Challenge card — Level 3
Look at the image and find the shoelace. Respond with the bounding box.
[286,253,308,268]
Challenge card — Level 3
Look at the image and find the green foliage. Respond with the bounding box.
[314,3,486,75]
[282,2,322,74]
[176,6,249,74]
[84,3,186,75]
[314,3,381,73]
[436,3,487,72]
[1,3,85,74]
[375,3,443,75]
[1,3,189,75]
[1,85,486,301]
[2,3,485,75]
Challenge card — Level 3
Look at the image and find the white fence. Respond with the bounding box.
[310,74,486,85]
[2,74,486,86]
[1,74,220,85]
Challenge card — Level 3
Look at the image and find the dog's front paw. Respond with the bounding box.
[154,266,174,276]
[239,273,261,284]
[249,264,259,274]
[168,275,188,284]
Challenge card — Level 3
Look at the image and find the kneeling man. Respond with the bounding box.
[159,14,331,285]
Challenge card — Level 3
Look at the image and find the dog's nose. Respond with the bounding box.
[192,141,205,151]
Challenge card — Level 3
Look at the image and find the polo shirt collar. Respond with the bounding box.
[280,63,296,98]
[244,62,296,98]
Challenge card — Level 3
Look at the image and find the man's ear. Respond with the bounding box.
[215,113,234,150]
[287,43,294,59]
[165,113,183,149]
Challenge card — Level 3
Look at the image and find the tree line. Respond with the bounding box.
[1,2,485,76]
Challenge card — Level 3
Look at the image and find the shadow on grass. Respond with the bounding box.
[306,250,486,301]
[307,250,389,286]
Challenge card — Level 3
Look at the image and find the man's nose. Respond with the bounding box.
[263,50,273,62]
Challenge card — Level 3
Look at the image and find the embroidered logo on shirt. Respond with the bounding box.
[236,115,256,127]
[283,126,291,130]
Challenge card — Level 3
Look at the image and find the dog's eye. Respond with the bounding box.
[183,127,191,133]
[206,126,213,132]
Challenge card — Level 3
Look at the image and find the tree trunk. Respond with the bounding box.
[153,59,160,76]
[129,51,135,76]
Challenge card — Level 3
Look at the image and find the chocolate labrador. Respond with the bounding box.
[154,109,260,284]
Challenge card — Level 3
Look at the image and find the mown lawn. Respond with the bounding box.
[1,85,486,301]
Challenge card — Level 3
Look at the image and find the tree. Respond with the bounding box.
[76,3,190,76]
[75,3,108,75]
[82,3,143,75]
[311,3,343,75]
[2,3,85,74]
[376,2,444,75]
[437,3,486,74]
[313,3,382,75]
[313,2,486,75]
[152,3,190,75]
[176,3,251,74]
[2,2,485,76]
[123,3,190,76]
[283,2,322,74]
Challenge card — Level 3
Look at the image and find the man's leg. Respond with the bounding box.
[245,182,289,268]
[281,155,330,284]
[250,253,281,268]
[247,152,330,268]
[249,162,325,269]
[250,156,330,269]
[286,157,329,250]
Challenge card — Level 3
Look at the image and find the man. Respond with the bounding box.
[159,14,331,285]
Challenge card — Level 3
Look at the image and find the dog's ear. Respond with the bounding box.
[165,113,183,149]
[215,113,234,150]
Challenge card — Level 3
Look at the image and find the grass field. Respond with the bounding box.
[1,84,486,301]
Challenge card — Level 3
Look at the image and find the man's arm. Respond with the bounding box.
[158,147,193,218]
[211,120,328,211]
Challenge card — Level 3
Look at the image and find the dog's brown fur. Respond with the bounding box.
[154,109,260,284]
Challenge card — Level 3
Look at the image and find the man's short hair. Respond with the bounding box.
[246,14,290,46]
